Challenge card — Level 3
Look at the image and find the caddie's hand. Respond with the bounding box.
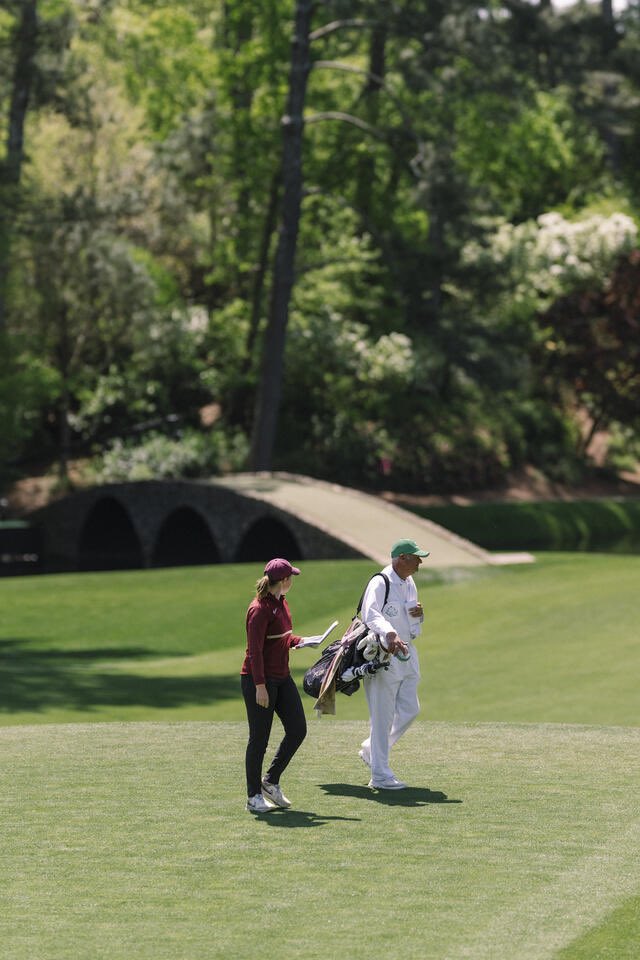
[383,632,408,657]
[255,684,269,709]
[408,603,423,618]
[381,631,397,654]
[393,638,409,657]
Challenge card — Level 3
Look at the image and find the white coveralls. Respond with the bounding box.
[360,564,422,784]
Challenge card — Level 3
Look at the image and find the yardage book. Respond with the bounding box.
[295,619,339,649]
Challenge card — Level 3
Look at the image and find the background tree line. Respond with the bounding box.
[1,0,639,496]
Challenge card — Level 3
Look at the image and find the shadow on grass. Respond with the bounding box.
[319,782,461,807]
[0,638,241,713]
[251,808,362,828]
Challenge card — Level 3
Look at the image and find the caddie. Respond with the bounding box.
[358,538,429,790]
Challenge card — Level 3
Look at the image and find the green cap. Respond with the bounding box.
[391,538,430,558]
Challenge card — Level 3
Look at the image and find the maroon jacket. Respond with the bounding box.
[241,594,302,686]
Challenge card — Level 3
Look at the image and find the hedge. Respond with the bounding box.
[397,498,640,553]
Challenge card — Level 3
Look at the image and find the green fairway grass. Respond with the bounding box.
[1,720,639,960]
[1,555,638,959]
[1,554,638,726]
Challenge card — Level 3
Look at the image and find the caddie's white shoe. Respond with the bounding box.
[261,780,291,808]
[246,793,274,813]
[359,748,371,768]
[368,777,407,790]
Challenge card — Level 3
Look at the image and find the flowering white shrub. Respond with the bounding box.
[291,311,414,383]
[95,433,203,481]
[356,332,414,382]
[93,429,248,482]
[464,211,638,308]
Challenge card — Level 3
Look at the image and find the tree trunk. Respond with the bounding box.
[58,385,72,487]
[0,0,39,332]
[245,165,282,365]
[56,303,73,487]
[4,0,38,186]
[600,0,618,56]
[600,0,620,170]
[224,165,281,431]
[248,0,313,471]
[355,23,387,225]
[224,3,255,295]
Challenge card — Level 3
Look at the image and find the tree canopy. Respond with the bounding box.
[1,0,639,494]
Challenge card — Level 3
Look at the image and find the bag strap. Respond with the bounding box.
[355,572,390,618]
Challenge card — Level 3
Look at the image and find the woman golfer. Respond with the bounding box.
[241,557,307,813]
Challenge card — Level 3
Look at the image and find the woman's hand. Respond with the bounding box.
[255,684,269,709]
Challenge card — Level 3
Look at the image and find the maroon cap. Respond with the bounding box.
[264,558,301,581]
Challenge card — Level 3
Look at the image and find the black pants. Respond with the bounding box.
[241,673,307,798]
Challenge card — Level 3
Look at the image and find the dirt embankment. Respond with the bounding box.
[379,465,640,509]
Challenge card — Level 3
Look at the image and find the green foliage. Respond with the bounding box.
[71,299,216,447]
[113,5,218,137]
[273,198,399,479]
[0,337,59,480]
[455,88,606,220]
[605,423,640,473]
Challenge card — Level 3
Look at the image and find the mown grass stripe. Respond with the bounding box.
[556,894,640,960]
[447,818,640,959]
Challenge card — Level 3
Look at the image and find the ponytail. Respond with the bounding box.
[255,575,271,600]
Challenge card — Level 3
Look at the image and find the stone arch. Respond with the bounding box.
[152,506,220,568]
[234,515,302,563]
[78,497,144,571]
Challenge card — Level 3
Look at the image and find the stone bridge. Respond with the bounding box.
[29,473,532,573]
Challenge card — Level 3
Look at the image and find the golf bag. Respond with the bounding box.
[303,573,391,700]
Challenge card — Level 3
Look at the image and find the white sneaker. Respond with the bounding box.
[246,793,274,813]
[359,748,371,768]
[261,780,291,808]
[368,777,407,790]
